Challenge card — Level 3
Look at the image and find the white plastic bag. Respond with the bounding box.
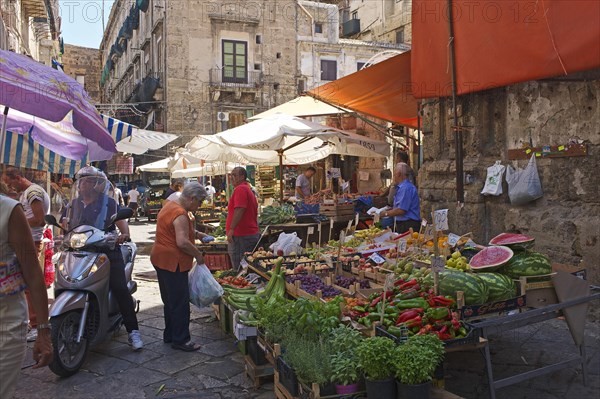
[506,155,543,205]
[481,161,506,196]
[188,263,224,308]
[269,232,302,255]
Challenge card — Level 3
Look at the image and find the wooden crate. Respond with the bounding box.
[245,355,274,389]
[319,203,355,217]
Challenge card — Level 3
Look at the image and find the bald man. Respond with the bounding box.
[381,163,421,233]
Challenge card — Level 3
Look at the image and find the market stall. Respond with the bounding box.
[205,223,599,399]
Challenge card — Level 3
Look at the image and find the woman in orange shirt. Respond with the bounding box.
[151,182,209,352]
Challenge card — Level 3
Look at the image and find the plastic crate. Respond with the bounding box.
[204,253,232,271]
[375,325,409,344]
[247,336,268,366]
[276,356,299,396]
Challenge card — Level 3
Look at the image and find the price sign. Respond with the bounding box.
[465,239,477,248]
[368,252,386,264]
[317,222,322,232]
[307,226,314,235]
[240,258,249,269]
[431,256,445,272]
[447,233,460,247]
[397,239,407,253]
[421,219,428,227]
[434,209,449,231]
[330,218,334,229]
[373,211,380,223]
[355,213,359,226]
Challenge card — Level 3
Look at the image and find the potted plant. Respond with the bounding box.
[394,334,445,399]
[356,336,398,399]
[328,326,364,394]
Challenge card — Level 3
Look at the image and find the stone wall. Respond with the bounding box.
[419,72,600,284]
[62,44,102,103]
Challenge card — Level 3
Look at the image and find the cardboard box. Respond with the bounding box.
[519,263,586,308]
[233,310,258,341]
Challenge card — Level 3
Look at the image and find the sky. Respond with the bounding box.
[59,1,116,49]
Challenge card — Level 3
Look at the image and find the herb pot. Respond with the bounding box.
[335,382,360,394]
[365,376,396,399]
[396,380,431,399]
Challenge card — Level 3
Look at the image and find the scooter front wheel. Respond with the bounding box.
[49,311,89,377]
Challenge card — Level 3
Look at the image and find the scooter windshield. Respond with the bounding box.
[62,176,118,231]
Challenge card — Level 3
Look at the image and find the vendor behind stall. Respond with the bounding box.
[295,166,316,200]
[381,163,421,234]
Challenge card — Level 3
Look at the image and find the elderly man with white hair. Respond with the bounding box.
[151,182,211,352]
[381,163,421,234]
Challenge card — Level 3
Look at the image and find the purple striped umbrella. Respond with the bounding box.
[0,49,116,160]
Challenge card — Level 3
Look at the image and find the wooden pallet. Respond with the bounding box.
[274,370,297,399]
[245,355,274,389]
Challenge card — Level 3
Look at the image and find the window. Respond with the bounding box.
[254,63,261,70]
[396,27,405,44]
[222,40,248,84]
[256,35,262,44]
[352,11,358,19]
[357,62,365,71]
[315,23,323,33]
[320,60,337,81]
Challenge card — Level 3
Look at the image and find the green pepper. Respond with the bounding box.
[385,306,397,315]
[387,326,405,337]
[368,313,384,321]
[394,297,430,310]
[383,318,394,327]
[353,306,367,313]
[426,307,451,321]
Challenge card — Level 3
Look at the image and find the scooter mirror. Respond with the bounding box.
[45,214,60,228]
[115,207,134,222]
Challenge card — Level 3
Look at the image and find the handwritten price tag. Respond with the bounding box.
[431,256,445,272]
[330,218,334,229]
[317,223,322,232]
[307,226,314,235]
[368,252,386,264]
[240,258,249,269]
[434,209,449,231]
[397,239,407,253]
[447,233,460,247]
[421,219,428,227]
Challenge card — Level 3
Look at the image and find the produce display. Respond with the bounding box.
[259,204,296,225]
[216,276,254,289]
[475,273,518,302]
[334,275,370,289]
[286,274,342,298]
[439,270,490,305]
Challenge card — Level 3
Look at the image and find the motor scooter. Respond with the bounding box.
[44,206,139,377]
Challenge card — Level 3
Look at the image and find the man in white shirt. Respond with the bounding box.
[113,181,124,206]
[127,184,140,221]
[205,180,216,202]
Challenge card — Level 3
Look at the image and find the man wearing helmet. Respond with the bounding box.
[61,166,143,350]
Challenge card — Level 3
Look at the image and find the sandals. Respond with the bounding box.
[171,341,201,352]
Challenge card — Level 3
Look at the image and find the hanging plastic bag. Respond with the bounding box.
[506,154,543,205]
[481,161,506,196]
[189,262,224,308]
[269,232,303,255]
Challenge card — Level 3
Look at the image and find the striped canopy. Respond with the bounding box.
[2,115,134,176]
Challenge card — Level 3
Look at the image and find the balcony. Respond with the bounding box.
[209,69,263,89]
[342,18,361,37]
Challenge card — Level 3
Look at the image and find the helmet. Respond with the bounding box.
[75,166,107,181]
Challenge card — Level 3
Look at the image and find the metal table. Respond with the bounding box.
[469,276,600,399]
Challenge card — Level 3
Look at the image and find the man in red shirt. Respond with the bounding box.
[226,167,260,271]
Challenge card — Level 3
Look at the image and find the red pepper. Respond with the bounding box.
[433,295,455,307]
[396,310,420,324]
[427,297,436,307]
[399,279,418,290]
[399,307,424,315]
[370,290,394,308]
[417,324,433,335]
[394,279,407,287]
[404,316,423,328]
[435,331,453,340]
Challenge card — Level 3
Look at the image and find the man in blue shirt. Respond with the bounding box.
[381,163,421,234]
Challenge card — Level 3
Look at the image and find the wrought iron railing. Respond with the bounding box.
[209,68,263,88]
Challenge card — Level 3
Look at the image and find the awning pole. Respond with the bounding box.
[417,102,422,169]
[447,0,464,204]
[278,150,284,202]
[1,106,9,158]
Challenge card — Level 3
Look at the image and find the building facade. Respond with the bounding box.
[62,44,102,103]
[99,0,406,159]
[0,0,60,63]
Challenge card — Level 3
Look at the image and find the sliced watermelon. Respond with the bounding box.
[489,233,535,250]
[470,246,514,272]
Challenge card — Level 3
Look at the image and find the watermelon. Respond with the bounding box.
[439,271,489,305]
[500,250,552,279]
[489,233,535,250]
[475,273,518,301]
[470,246,514,272]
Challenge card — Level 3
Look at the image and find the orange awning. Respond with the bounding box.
[308,51,419,128]
[411,0,600,98]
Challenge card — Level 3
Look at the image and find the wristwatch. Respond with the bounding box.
[37,322,51,330]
